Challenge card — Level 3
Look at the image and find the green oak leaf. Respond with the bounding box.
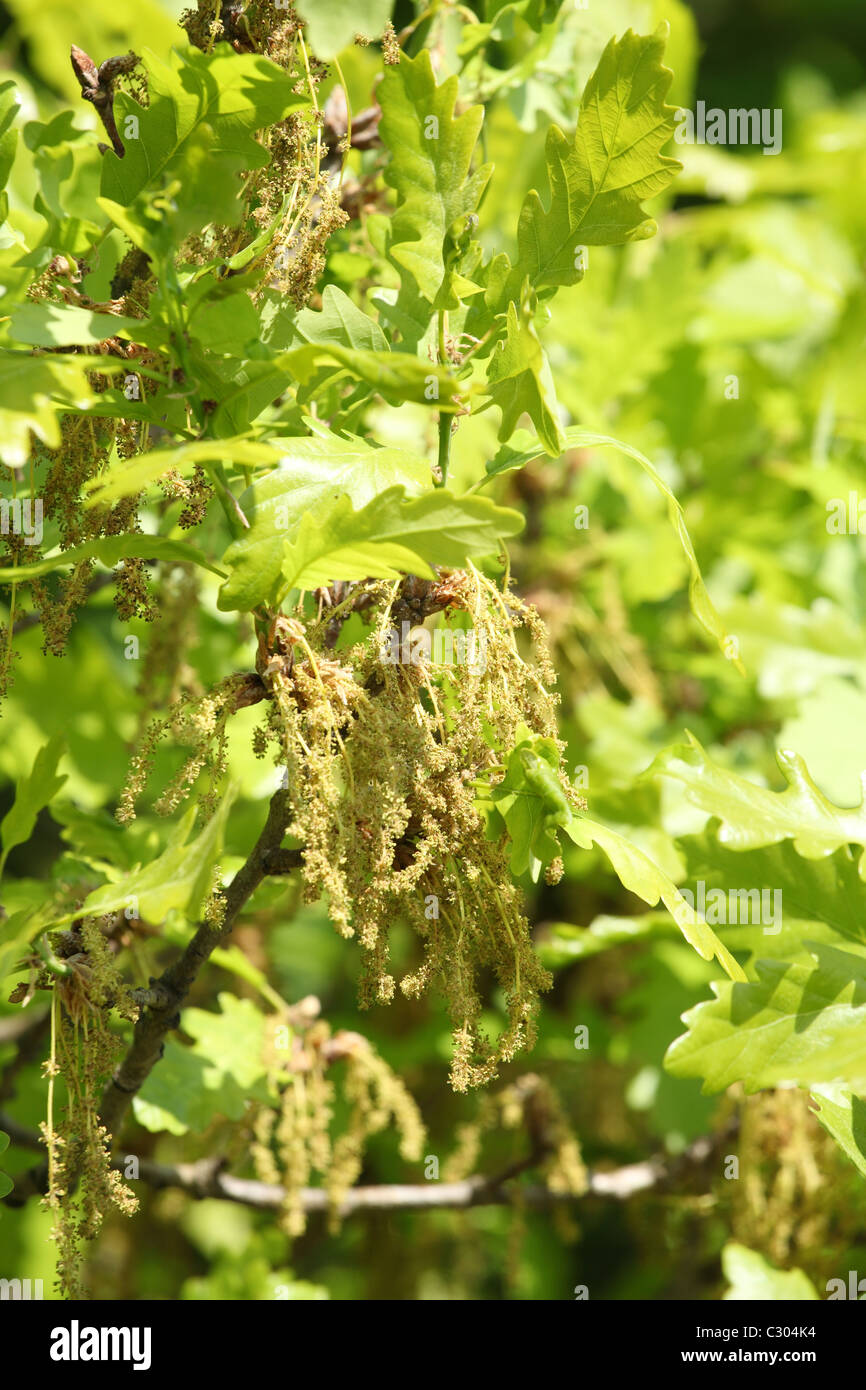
[0,734,67,875]
[562,815,745,981]
[485,295,566,456]
[516,26,682,289]
[7,301,144,348]
[649,734,866,876]
[97,43,307,244]
[210,344,456,435]
[378,49,491,310]
[279,486,523,597]
[679,834,866,961]
[77,793,235,927]
[100,45,308,226]
[283,343,454,405]
[666,943,866,1093]
[186,285,261,357]
[295,0,392,59]
[293,284,389,353]
[217,434,433,611]
[477,728,742,979]
[83,439,285,508]
[97,186,183,262]
[0,79,19,202]
[480,726,572,879]
[0,905,55,990]
[0,351,98,468]
[722,1244,818,1301]
[52,801,150,873]
[11,110,101,265]
[811,1084,866,1180]
[133,994,269,1136]
[478,427,740,667]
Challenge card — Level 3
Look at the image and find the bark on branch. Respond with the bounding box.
[1,1112,735,1215]
[99,788,293,1136]
[6,789,295,1202]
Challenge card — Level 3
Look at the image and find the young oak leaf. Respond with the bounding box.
[216,434,434,611]
[480,427,742,669]
[0,734,67,877]
[75,791,236,927]
[562,814,746,981]
[100,45,308,223]
[647,732,866,876]
[0,78,20,203]
[0,533,225,585]
[83,438,285,509]
[378,48,492,310]
[7,299,144,349]
[0,351,98,469]
[666,944,866,1094]
[479,727,572,879]
[485,294,566,456]
[516,25,682,289]
[810,1085,866,1180]
[677,833,866,962]
[278,487,524,598]
[208,345,457,437]
[133,993,269,1136]
[476,727,742,979]
[293,284,390,354]
[0,905,56,994]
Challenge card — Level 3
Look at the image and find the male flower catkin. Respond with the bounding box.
[250,568,577,1091]
[118,567,575,1090]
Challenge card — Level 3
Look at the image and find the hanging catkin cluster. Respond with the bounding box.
[118,567,577,1090]
[252,568,578,1091]
[180,0,348,305]
[39,918,140,1299]
[252,1000,424,1238]
[444,1072,586,1197]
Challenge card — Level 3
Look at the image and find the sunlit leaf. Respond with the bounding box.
[0,532,225,584]
[101,44,309,228]
[650,734,866,876]
[516,26,682,288]
[666,944,866,1092]
[133,994,269,1135]
[217,433,434,611]
[0,351,98,468]
[0,734,66,872]
[378,49,491,310]
[722,1244,818,1301]
[481,426,742,666]
[562,815,745,980]
[279,487,523,598]
[77,793,235,927]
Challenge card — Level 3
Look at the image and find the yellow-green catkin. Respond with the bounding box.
[42,918,140,1298]
[119,568,574,1090]
[254,570,572,1089]
[445,1073,585,1196]
[253,1010,424,1239]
